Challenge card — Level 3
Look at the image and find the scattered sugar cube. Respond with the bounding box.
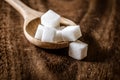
[41,10,60,28]
[62,25,82,41]
[55,30,63,42]
[69,41,88,60]
[34,25,44,40]
[41,27,56,42]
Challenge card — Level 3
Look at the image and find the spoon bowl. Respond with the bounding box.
[5,0,76,49]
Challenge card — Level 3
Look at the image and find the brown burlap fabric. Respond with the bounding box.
[0,0,120,80]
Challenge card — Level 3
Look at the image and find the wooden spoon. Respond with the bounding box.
[5,0,76,49]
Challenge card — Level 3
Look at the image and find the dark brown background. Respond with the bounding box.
[0,0,120,80]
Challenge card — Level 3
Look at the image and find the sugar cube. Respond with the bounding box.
[54,26,65,42]
[69,41,88,60]
[62,25,82,41]
[41,27,56,42]
[54,30,63,42]
[34,25,44,40]
[41,10,60,28]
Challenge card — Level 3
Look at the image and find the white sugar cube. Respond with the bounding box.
[62,25,82,41]
[34,25,44,40]
[41,27,56,42]
[54,26,65,42]
[55,30,63,42]
[41,10,60,28]
[69,41,88,60]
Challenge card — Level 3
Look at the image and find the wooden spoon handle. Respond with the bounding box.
[5,0,43,20]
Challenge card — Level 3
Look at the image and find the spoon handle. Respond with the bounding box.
[5,0,43,20]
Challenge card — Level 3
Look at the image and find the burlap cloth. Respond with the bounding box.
[0,0,120,80]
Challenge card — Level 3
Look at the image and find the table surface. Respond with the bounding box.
[0,0,120,80]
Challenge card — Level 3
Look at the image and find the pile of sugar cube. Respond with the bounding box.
[35,10,88,60]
